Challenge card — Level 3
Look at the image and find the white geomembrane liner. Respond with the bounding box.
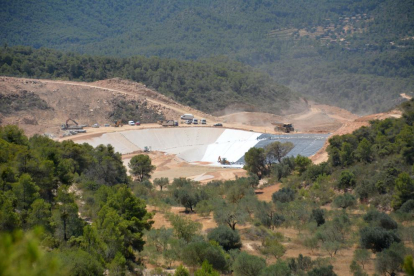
[201,129,261,163]
[76,127,326,167]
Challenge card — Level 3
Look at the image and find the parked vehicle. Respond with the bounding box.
[186,120,192,124]
[213,123,223,127]
[104,124,110,127]
[161,120,178,126]
[135,121,141,126]
[201,119,207,124]
[128,121,135,126]
[92,123,100,128]
[180,114,194,120]
[193,118,198,124]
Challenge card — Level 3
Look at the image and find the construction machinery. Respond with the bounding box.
[158,120,178,127]
[61,118,84,130]
[272,122,294,133]
[218,156,230,165]
[144,146,151,152]
[114,120,123,127]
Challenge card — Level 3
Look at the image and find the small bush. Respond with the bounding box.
[360,226,401,252]
[272,187,295,204]
[333,194,356,209]
[207,226,242,251]
[233,252,266,276]
[337,170,356,190]
[310,208,325,226]
[307,265,337,276]
[363,210,398,230]
[399,199,414,213]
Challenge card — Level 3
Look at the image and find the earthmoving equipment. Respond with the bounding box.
[272,122,294,133]
[159,120,178,127]
[61,118,84,130]
[114,120,123,127]
[218,156,230,165]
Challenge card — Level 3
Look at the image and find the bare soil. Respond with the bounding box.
[122,151,246,184]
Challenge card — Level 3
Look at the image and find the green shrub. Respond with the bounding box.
[272,188,295,204]
[182,241,228,271]
[259,260,291,276]
[207,226,242,251]
[360,226,401,252]
[310,208,325,226]
[307,265,337,276]
[233,252,266,276]
[333,194,356,209]
[337,170,356,190]
[174,265,190,276]
[363,210,398,230]
[399,199,414,213]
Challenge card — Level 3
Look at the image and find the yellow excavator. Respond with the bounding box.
[218,156,230,165]
[114,120,123,127]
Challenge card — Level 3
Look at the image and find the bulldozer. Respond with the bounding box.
[218,156,230,165]
[114,120,123,127]
[272,122,294,133]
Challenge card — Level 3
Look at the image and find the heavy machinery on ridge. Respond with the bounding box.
[272,122,294,133]
[114,120,123,127]
[61,118,84,130]
[158,120,178,127]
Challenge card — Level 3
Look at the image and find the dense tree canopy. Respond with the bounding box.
[2,0,413,113]
[0,125,152,274]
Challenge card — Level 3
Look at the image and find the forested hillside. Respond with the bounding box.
[0,126,152,274]
[1,0,413,113]
[0,102,413,274]
[0,46,305,115]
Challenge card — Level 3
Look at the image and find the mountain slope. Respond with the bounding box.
[0,47,307,116]
[1,0,413,113]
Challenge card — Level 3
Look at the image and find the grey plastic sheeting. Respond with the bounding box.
[236,133,330,163]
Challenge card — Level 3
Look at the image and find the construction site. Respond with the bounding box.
[75,127,329,166]
[0,76,404,183]
[1,76,412,276]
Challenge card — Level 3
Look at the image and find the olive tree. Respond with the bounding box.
[153,177,169,191]
[264,141,294,163]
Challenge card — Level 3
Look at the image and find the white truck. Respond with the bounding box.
[193,118,198,124]
[201,119,207,124]
[180,114,194,121]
